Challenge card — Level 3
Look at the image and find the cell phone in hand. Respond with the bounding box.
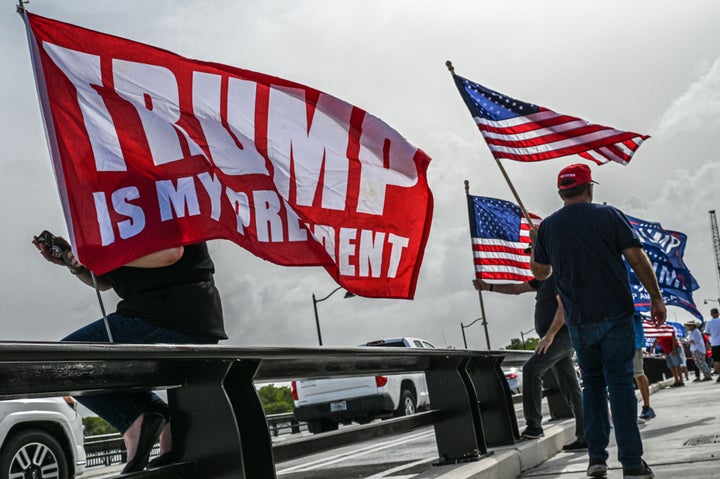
[36,230,72,263]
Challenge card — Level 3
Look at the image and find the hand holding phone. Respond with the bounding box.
[34,230,75,268]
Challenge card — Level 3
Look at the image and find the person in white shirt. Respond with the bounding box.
[702,308,720,382]
[685,319,713,381]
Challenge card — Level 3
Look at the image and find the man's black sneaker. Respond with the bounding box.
[587,459,608,478]
[520,427,544,439]
[623,459,654,478]
[562,440,588,451]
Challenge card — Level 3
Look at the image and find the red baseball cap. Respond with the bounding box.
[557,163,598,190]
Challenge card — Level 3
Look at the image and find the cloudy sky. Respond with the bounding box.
[2,0,720,351]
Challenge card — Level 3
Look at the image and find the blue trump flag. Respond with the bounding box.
[626,215,702,320]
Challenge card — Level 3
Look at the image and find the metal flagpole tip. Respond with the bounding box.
[445,60,455,73]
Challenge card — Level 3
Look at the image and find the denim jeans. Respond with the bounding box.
[522,328,584,441]
[568,313,643,469]
[63,313,218,434]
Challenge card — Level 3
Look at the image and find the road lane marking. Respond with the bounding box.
[366,457,434,478]
[277,430,434,474]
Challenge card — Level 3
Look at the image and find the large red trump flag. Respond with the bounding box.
[23,12,433,299]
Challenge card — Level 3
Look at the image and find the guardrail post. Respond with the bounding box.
[291,418,300,434]
[541,370,574,420]
[464,355,519,446]
[426,355,485,463]
[643,356,670,384]
[224,359,276,478]
[168,359,244,478]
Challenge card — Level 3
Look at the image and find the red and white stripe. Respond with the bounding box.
[472,215,541,282]
[642,319,676,338]
[474,108,648,165]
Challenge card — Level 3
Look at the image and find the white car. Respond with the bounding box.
[0,396,86,478]
[504,367,523,394]
[292,337,434,433]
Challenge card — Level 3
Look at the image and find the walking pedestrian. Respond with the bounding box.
[685,319,713,381]
[530,163,666,479]
[703,308,720,382]
[633,314,655,421]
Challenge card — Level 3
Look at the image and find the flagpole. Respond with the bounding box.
[465,180,491,351]
[447,61,536,234]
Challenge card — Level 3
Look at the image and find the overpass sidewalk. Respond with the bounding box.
[415,376,720,479]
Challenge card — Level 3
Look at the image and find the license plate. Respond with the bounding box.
[330,401,347,412]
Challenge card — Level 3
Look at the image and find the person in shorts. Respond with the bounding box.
[685,318,713,381]
[653,335,684,387]
[632,314,654,420]
[703,308,720,382]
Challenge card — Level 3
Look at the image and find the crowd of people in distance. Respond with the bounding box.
[650,308,720,387]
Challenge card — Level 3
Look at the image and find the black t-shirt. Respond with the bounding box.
[528,276,561,337]
[534,202,641,326]
[104,243,227,339]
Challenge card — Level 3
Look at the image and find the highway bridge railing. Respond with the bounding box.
[0,342,555,478]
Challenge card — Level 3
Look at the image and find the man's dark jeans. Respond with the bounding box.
[522,329,584,440]
[568,313,644,470]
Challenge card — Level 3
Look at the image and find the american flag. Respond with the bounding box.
[452,74,649,166]
[642,319,680,339]
[467,195,541,282]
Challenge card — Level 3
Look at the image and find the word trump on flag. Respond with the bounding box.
[626,215,701,320]
[23,13,433,298]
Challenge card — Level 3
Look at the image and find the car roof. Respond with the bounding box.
[363,337,435,347]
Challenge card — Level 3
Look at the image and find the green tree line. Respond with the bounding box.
[83,384,294,435]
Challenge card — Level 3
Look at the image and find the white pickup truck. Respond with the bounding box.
[291,337,434,434]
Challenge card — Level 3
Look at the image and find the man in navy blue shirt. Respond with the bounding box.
[530,163,666,479]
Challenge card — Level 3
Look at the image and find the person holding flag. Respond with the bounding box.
[33,235,226,473]
[531,163,665,479]
[473,276,586,451]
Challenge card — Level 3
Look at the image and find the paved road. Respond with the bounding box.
[83,401,532,478]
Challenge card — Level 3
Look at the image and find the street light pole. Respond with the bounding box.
[312,287,354,346]
[520,328,535,350]
[460,318,483,349]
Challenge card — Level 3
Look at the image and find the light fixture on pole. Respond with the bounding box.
[460,318,484,349]
[312,286,355,346]
[520,328,535,350]
[703,298,720,305]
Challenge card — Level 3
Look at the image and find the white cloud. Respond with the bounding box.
[656,57,720,137]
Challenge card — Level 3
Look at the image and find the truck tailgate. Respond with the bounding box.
[294,377,378,406]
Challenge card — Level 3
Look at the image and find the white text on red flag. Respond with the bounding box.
[24,13,433,299]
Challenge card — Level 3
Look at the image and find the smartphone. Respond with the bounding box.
[36,230,71,262]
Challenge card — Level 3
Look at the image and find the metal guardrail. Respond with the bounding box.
[83,433,126,467]
[83,413,301,468]
[0,341,537,478]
